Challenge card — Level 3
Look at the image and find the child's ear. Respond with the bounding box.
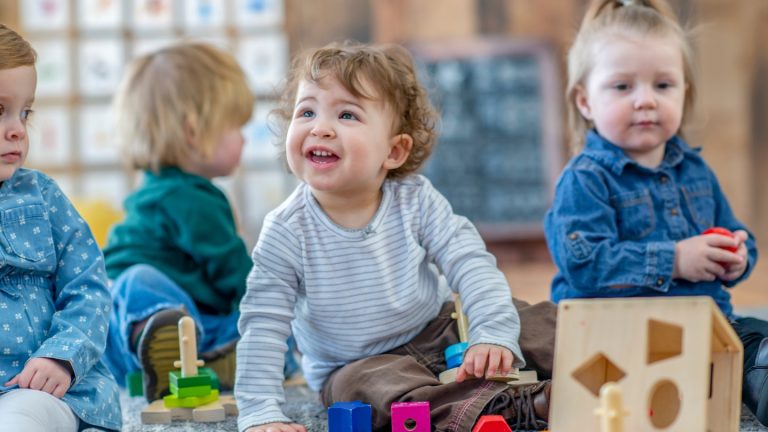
[384,133,413,170]
[574,85,593,120]
[184,120,199,148]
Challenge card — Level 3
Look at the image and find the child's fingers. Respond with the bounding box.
[42,378,58,395]
[28,370,48,391]
[733,230,749,243]
[4,375,18,387]
[472,350,488,378]
[52,383,67,398]
[455,365,468,383]
[501,350,514,376]
[485,349,501,378]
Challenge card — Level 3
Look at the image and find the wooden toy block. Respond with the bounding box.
[595,382,628,432]
[438,367,534,386]
[142,396,233,424]
[328,401,372,432]
[550,297,743,432]
[391,401,430,432]
[126,370,143,397]
[471,415,511,432]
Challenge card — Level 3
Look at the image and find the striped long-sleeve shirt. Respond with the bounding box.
[235,175,523,431]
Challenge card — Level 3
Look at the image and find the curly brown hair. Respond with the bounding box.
[272,42,438,179]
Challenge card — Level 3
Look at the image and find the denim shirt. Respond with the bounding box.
[0,169,121,430]
[544,131,758,318]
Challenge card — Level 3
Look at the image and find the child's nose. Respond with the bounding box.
[4,119,26,142]
[634,86,657,110]
[310,121,335,139]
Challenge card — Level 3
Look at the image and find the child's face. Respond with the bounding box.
[575,32,686,166]
[286,76,409,198]
[183,125,245,179]
[0,65,36,182]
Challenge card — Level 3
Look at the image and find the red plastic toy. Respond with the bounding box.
[703,227,738,252]
[471,415,512,432]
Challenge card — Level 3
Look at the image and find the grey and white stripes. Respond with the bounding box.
[235,175,523,431]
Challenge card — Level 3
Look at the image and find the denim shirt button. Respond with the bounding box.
[656,277,665,286]
[660,175,669,183]
[670,208,679,216]
[569,232,579,240]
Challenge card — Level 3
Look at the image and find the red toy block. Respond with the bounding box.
[471,415,511,432]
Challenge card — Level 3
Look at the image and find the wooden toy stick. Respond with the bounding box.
[173,316,204,377]
[451,297,469,343]
[594,382,628,432]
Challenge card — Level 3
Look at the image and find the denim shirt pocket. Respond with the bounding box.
[1,204,55,264]
[611,189,655,240]
[681,180,715,229]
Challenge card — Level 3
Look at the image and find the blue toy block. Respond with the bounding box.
[445,342,468,369]
[328,401,372,432]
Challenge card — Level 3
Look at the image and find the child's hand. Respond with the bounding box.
[4,357,72,398]
[246,423,307,432]
[673,234,743,282]
[455,343,514,383]
[721,230,749,281]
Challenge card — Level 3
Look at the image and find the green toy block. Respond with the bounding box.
[169,370,212,388]
[126,371,143,397]
[170,383,212,398]
[163,389,219,408]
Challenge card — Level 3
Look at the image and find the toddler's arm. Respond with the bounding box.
[236,217,300,430]
[417,179,524,367]
[30,178,111,386]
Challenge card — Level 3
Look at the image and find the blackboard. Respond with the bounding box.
[409,38,563,241]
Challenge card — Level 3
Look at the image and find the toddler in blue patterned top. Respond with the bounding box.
[0,24,120,431]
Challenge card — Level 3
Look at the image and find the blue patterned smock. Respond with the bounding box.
[0,168,121,430]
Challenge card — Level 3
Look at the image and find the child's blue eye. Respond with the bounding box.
[300,110,314,118]
[21,109,33,121]
[656,82,672,90]
[340,112,357,120]
[614,83,629,91]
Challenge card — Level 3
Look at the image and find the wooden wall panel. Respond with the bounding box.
[371,0,477,43]
[690,0,760,227]
[284,0,372,53]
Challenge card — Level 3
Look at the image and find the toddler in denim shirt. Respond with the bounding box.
[545,0,768,424]
[0,24,120,431]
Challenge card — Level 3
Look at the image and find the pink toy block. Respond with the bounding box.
[391,401,430,432]
[471,415,511,432]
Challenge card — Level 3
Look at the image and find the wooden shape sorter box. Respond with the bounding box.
[550,296,743,432]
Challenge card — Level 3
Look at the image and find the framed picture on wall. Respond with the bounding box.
[132,0,176,32]
[26,105,71,168]
[79,103,120,165]
[237,32,288,96]
[234,0,284,30]
[21,0,69,31]
[183,0,226,32]
[78,0,123,31]
[78,38,125,97]
[33,39,71,99]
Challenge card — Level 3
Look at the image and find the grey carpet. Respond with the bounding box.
[118,386,768,431]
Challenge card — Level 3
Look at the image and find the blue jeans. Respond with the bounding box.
[103,264,299,386]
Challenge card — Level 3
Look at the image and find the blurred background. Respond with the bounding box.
[0,0,766,306]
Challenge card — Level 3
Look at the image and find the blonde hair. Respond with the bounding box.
[114,42,254,172]
[566,0,696,152]
[273,42,438,179]
[0,24,36,69]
